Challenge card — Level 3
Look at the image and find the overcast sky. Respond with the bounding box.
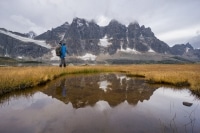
[0,0,200,46]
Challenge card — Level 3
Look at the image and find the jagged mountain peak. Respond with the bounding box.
[0,28,7,32]
[170,42,196,56]
[71,17,89,27]
[185,42,194,49]
[0,28,35,38]
[26,31,37,39]
[34,17,172,55]
[1,17,199,63]
[128,22,140,29]
[63,22,69,25]
[105,19,126,39]
[59,22,70,29]
[173,43,193,49]
[108,19,122,25]
[73,17,85,21]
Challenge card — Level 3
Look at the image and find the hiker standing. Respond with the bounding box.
[59,42,67,67]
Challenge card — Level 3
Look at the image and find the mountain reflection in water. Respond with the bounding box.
[42,73,158,108]
[0,73,200,133]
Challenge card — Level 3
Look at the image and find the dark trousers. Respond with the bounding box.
[60,58,66,67]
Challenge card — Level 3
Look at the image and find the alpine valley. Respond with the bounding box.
[0,17,200,64]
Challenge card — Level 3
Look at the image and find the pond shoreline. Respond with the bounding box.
[0,64,200,97]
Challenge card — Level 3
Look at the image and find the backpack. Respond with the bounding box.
[55,46,61,56]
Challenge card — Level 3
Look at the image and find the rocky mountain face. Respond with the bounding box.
[26,31,37,39]
[0,17,200,63]
[170,43,200,60]
[0,30,49,59]
[35,22,70,46]
[36,18,172,56]
[0,28,36,39]
[104,20,170,54]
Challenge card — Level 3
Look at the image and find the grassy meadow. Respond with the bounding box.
[0,64,200,96]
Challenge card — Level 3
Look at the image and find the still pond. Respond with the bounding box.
[0,73,200,133]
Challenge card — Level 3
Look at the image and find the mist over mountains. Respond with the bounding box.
[0,17,200,64]
[189,35,200,49]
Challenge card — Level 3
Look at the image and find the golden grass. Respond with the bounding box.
[122,64,200,91]
[0,65,118,95]
[0,64,200,95]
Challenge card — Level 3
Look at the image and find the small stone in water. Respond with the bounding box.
[183,102,193,107]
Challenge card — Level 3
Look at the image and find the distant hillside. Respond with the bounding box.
[0,17,200,64]
[0,57,18,66]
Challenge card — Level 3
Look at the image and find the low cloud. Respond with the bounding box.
[9,15,47,34]
[196,30,200,35]
[96,16,111,26]
[157,25,200,46]
[10,15,36,28]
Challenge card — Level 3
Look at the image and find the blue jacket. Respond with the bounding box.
[60,44,67,59]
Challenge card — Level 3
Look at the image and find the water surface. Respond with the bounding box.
[0,73,199,133]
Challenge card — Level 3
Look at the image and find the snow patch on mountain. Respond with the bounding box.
[118,44,140,54]
[76,18,89,27]
[50,50,60,60]
[139,34,145,40]
[98,36,112,47]
[0,29,51,49]
[148,48,155,53]
[77,22,83,27]
[78,53,97,61]
[59,33,66,40]
[185,47,190,53]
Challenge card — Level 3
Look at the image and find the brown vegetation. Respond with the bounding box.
[0,64,200,96]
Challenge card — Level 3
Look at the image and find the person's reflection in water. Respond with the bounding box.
[60,79,67,97]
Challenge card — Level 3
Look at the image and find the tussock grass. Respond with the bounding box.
[0,65,118,95]
[123,64,200,91]
[0,64,200,96]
